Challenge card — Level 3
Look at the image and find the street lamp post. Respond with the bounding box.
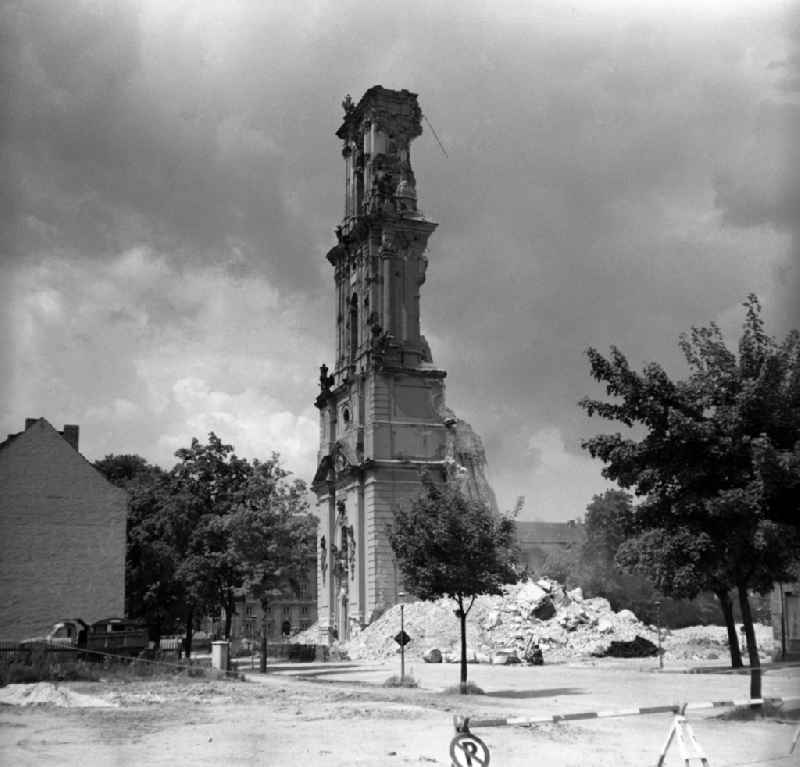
[260,613,268,673]
[398,592,406,684]
[655,599,663,669]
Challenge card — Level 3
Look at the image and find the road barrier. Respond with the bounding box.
[451,696,800,767]
[453,697,792,729]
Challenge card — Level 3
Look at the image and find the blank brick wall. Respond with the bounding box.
[0,421,127,639]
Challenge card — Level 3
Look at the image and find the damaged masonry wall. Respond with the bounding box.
[437,401,499,516]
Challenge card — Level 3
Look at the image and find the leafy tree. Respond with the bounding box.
[227,457,316,672]
[582,490,634,567]
[579,490,662,622]
[580,296,800,694]
[538,491,724,629]
[169,434,253,650]
[167,435,317,658]
[389,476,518,693]
[615,526,744,666]
[94,454,158,486]
[94,455,182,643]
[540,545,582,587]
[96,438,317,661]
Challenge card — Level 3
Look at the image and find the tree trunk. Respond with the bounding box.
[716,589,742,668]
[737,585,761,700]
[260,600,268,673]
[224,591,234,640]
[151,615,162,650]
[184,605,194,660]
[458,601,468,694]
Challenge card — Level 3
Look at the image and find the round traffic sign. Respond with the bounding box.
[449,731,490,767]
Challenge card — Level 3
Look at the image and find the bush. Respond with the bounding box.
[443,681,484,695]
[286,644,317,662]
[717,700,800,721]
[383,674,419,688]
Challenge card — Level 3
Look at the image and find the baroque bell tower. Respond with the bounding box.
[312,86,450,641]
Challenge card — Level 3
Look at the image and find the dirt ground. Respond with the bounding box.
[1,659,799,766]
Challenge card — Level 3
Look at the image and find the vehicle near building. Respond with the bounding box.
[22,617,149,658]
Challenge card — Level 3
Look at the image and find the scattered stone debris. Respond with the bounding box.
[343,578,774,664]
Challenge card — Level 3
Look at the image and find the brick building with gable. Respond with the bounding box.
[0,418,127,639]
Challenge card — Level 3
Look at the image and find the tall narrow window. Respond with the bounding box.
[356,170,364,214]
[350,293,358,362]
[344,148,352,218]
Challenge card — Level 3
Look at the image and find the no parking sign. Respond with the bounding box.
[449,731,490,767]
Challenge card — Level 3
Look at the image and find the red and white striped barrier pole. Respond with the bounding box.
[453,697,793,731]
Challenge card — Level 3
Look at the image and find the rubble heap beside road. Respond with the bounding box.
[341,578,774,664]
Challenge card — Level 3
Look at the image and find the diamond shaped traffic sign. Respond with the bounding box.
[394,630,411,647]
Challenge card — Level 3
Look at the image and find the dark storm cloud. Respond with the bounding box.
[1,0,794,518]
[711,6,800,332]
[409,6,794,512]
[1,0,324,290]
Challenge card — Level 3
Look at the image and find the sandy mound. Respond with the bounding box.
[0,682,117,708]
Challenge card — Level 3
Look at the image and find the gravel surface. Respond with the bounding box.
[1,663,797,766]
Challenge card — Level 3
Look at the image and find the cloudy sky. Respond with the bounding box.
[2,0,798,520]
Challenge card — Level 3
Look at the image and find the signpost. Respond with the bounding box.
[395,592,410,683]
[655,599,663,670]
[449,732,490,767]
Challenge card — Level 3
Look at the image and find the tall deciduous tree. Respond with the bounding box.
[96,438,318,662]
[389,476,518,693]
[580,490,660,623]
[170,433,253,651]
[582,490,634,571]
[580,296,800,695]
[94,455,182,643]
[227,457,316,672]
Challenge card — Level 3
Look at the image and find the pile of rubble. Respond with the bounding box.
[343,578,774,664]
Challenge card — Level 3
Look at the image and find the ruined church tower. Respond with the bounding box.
[312,86,450,641]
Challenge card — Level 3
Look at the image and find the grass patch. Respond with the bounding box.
[716,700,800,722]
[1,648,242,686]
[383,674,419,688]
[443,681,485,695]
[0,649,101,686]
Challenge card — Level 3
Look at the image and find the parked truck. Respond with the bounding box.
[23,617,149,658]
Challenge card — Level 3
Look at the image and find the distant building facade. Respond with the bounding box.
[219,557,317,643]
[0,418,127,639]
[515,520,586,574]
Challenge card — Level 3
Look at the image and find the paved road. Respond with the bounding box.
[245,658,800,716]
